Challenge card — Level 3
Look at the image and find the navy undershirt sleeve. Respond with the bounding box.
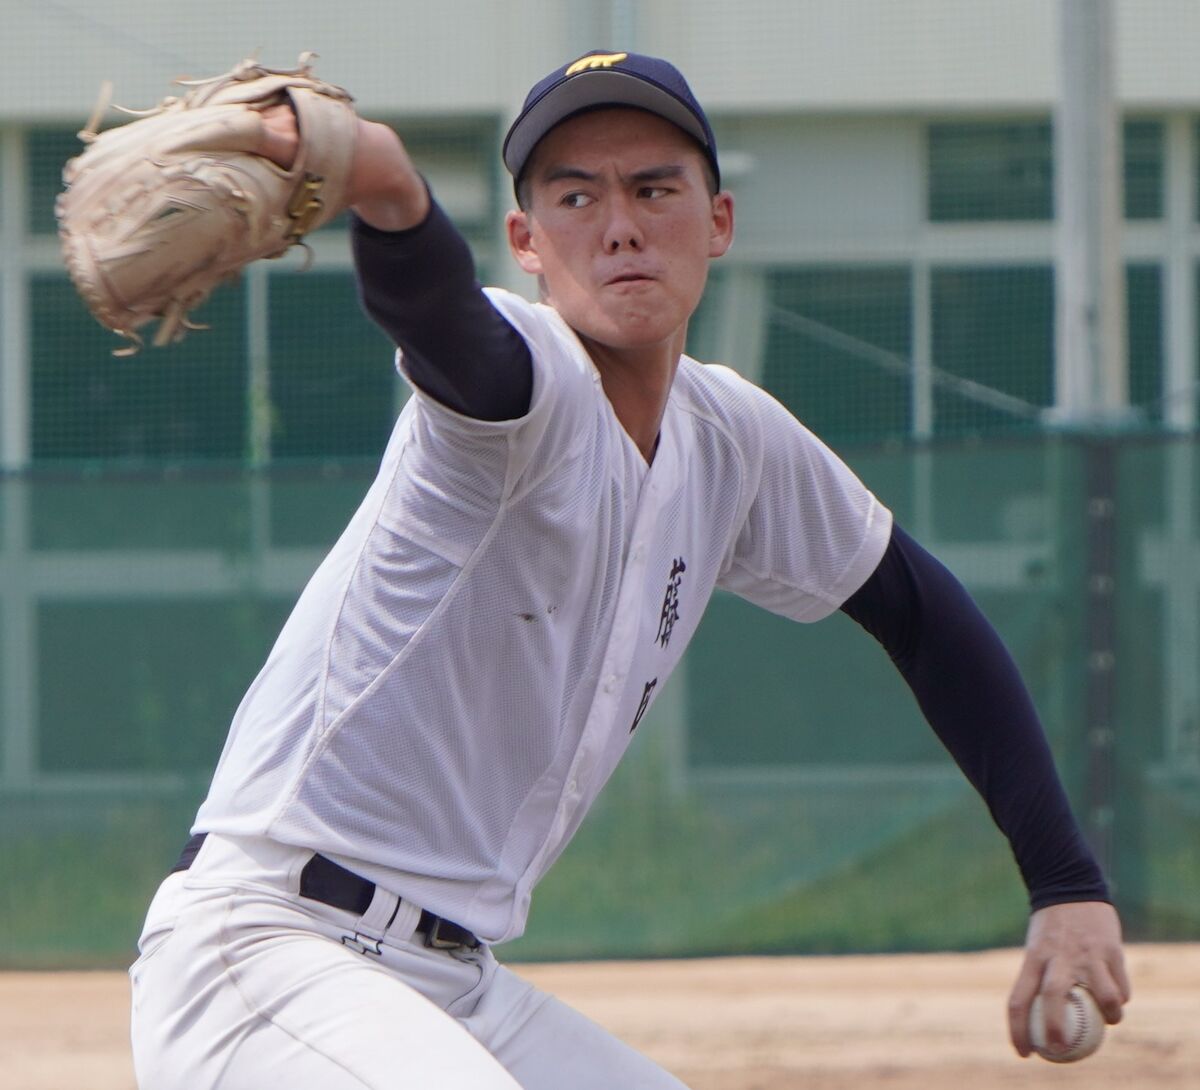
[350,199,533,421]
[840,523,1110,911]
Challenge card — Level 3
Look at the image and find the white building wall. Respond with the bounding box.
[7,0,1200,123]
[717,117,924,262]
[640,0,1058,110]
[2,0,570,121]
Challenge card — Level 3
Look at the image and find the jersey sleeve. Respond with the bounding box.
[717,381,892,621]
[385,287,603,498]
[351,200,532,421]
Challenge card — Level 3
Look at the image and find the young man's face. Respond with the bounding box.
[506,109,734,355]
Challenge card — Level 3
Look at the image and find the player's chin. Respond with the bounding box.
[598,307,687,349]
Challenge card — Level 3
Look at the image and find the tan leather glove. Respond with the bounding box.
[57,52,357,355]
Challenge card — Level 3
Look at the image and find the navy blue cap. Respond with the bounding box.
[503,50,720,190]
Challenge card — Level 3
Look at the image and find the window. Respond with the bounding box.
[31,275,248,463]
[928,121,1053,221]
[931,266,1054,437]
[1124,120,1164,220]
[27,128,83,235]
[1127,263,1163,424]
[762,267,912,445]
[929,118,1163,223]
[267,272,398,461]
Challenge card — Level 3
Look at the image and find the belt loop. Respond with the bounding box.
[385,897,423,944]
[340,884,400,957]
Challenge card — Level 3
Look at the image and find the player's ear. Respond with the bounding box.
[708,191,734,259]
[506,209,543,275]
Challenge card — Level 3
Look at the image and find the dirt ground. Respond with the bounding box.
[1,944,1195,1089]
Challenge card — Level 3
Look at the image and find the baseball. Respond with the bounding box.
[1029,985,1105,1062]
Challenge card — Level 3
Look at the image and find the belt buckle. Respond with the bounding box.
[423,916,476,951]
[424,917,459,949]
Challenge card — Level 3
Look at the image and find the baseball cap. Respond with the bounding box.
[502,50,720,191]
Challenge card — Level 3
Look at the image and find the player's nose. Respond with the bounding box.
[602,197,643,252]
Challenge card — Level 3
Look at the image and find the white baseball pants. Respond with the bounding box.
[128,833,691,1089]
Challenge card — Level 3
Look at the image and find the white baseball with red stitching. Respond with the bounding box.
[1030,985,1105,1062]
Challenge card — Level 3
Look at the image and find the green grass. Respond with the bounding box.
[511,785,1029,961]
[692,803,1029,956]
[0,794,199,969]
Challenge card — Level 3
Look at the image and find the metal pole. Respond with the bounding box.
[1082,440,1117,880]
[1163,115,1198,432]
[1054,0,1127,425]
[1,127,30,470]
[1057,0,1128,901]
[0,126,36,788]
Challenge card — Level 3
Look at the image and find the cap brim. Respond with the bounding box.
[503,69,711,179]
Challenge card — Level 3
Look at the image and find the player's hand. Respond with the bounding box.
[1007,900,1130,1057]
[257,105,429,231]
[258,103,301,170]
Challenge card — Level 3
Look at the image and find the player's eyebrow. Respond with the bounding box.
[625,164,687,184]
[539,166,599,186]
[538,163,688,186]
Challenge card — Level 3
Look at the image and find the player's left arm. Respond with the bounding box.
[258,104,533,421]
[839,523,1131,1056]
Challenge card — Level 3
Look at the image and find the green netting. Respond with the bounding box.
[927,118,1164,223]
[763,267,913,444]
[2,436,1198,967]
[38,597,293,774]
[31,276,248,462]
[267,272,400,460]
[928,121,1055,222]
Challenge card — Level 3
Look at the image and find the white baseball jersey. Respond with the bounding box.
[194,287,892,944]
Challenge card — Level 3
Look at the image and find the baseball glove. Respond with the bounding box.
[56,52,357,355]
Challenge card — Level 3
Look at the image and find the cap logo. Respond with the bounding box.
[564,52,628,77]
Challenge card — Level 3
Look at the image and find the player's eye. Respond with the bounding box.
[560,191,595,209]
[638,186,672,200]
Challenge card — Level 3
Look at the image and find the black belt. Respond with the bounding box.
[172,832,480,951]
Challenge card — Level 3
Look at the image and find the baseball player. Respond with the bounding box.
[128,51,1130,1089]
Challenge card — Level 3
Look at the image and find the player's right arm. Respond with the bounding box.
[258,107,533,421]
[343,116,429,230]
[258,106,429,229]
[839,524,1130,1054]
[716,382,1128,1056]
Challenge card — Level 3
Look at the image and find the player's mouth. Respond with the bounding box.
[604,271,657,287]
